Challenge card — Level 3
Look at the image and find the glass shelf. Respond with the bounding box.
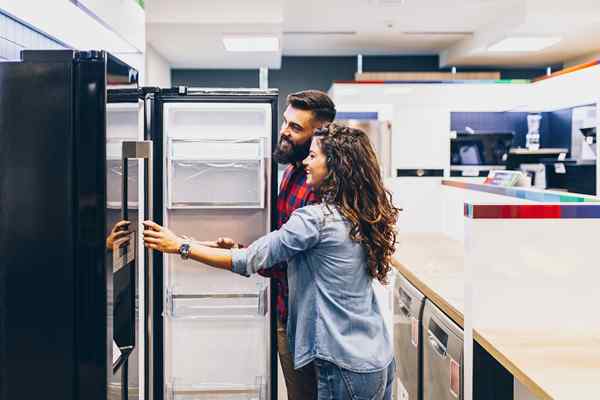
[167,139,266,209]
[166,284,268,320]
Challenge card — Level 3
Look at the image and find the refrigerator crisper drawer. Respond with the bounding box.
[168,139,265,208]
[164,102,272,140]
[165,304,269,399]
[166,284,269,319]
[422,300,463,400]
[166,377,266,400]
[393,274,425,400]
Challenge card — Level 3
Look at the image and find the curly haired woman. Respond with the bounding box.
[143,123,401,399]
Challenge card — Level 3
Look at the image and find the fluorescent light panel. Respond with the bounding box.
[223,36,279,52]
[488,36,561,52]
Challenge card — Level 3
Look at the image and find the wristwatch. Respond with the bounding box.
[178,242,191,260]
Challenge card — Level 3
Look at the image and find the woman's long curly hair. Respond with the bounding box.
[313,123,400,284]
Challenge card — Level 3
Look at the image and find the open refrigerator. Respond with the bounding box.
[150,88,279,400]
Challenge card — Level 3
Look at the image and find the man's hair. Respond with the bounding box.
[287,90,336,123]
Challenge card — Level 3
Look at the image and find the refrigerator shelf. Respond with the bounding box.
[166,377,266,400]
[107,201,139,210]
[166,285,268,320]
[167,159,265,209]
[163,102,272,141]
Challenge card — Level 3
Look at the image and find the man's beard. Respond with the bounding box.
[273,136,311,165]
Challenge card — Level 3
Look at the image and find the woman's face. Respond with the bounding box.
[302,137,328,188]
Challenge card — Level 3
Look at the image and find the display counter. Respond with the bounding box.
[391,179,600,400]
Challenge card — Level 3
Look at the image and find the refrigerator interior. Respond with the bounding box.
[162,100,273,399]
[106,100,146,400]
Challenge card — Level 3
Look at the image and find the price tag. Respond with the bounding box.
[411,317,419,348]
[450,358,460,398]
[554,163,566,174]
[586,136,594,145]
[461,168,479,177]
[558,152,567,161]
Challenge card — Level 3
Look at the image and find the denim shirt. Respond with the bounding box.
[232,203,394,373]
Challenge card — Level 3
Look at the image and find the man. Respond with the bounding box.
[219,90,336,399]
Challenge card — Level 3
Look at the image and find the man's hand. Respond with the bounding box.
[143,220,184,254]
[216,237,238,249]
[106,220,131,251]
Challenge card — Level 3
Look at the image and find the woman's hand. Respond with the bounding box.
[143,220,184,254]
[106,220,131,251]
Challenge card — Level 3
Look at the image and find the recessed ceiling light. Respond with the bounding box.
[223,36,279,52]
[487,36,561,52]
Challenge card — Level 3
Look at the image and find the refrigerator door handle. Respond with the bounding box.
[428,330,448,359]
[121,140,154,400]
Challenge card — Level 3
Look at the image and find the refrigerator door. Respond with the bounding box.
[106,94,150,400]
[393,275,425,400]
[422,300,464,400]
[158,94,277,400]
[0,50,142,400]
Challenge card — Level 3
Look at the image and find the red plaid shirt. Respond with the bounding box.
[258,163,319,324]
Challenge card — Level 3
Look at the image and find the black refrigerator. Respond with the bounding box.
[0,50,153,400]
[0,50,279,400]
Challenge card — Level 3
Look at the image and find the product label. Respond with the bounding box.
[113,231,136,273]
[554,163,566,174]
[449,358,460,398]
[410,317,419,348]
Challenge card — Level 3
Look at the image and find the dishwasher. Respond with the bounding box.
[393,274,425,400]
[422,300,463,400]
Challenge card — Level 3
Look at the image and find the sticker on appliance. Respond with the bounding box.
[449,357,460,398]
[410,317,419,347]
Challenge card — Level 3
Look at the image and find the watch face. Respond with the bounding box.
[179,243,190,259]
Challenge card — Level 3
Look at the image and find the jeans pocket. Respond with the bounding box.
[338,366,386,400]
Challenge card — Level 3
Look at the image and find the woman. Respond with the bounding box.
[143,123,400,399]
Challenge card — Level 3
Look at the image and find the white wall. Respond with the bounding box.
[0,0,145,73]
[146,44,172,88]
[331,68,600,233]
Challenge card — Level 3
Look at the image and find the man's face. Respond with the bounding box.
[273,105,322,164]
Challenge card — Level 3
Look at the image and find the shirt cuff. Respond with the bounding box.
[231,248,250,277]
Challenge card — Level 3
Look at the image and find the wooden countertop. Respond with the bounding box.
[392,232,465,327]
[475,329,600,400]
[392,232,600,399]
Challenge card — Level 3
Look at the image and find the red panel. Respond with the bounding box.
[470,205,562,219]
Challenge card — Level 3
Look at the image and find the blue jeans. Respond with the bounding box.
[314,358,396,400]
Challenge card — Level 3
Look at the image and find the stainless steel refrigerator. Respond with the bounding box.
[148,88,278,400]
[0,50,151,400]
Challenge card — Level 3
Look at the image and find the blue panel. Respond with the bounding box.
[546,108,572,153]
[336,112,378,120]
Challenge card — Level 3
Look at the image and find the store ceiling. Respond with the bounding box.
[146,0,600,69]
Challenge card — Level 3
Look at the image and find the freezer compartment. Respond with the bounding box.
[393,274,425,400]
[166,283,269,319]
[107,102,140,140]
[166,377,266,400]
[168,139,266,209]
[163,102,272,140]
[422,300,463,400]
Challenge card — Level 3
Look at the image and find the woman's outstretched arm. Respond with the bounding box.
[143,221,233,270]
